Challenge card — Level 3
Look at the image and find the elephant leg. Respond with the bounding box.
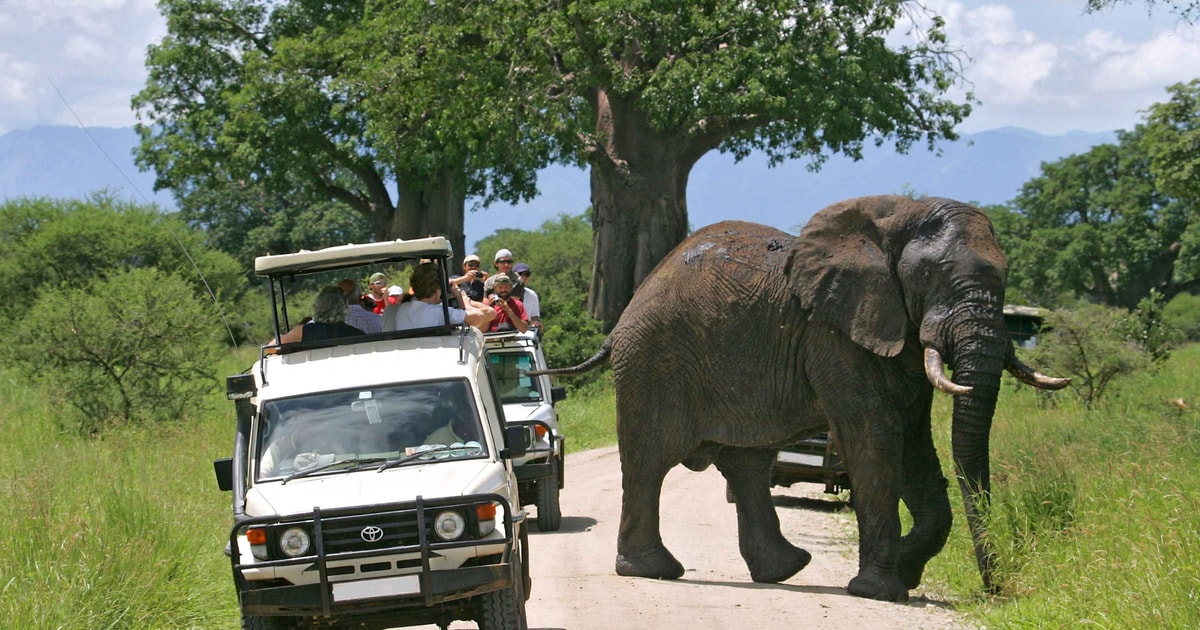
[614,435,686,580]
[716,447,811,583]
[897,398,953,589]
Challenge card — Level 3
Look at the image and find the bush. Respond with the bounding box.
[7,268,223,434]
[1028,304,1158,409]
[1163,292,1200,341]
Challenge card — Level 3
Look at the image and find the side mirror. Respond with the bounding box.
[503,425,528,459]
[550,386,567,404]
[214,458,233,492]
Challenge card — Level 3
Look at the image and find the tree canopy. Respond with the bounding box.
[133,0,560,262]
[990,107,1200,310]
[361,0,974,324]
[136,0,974,325]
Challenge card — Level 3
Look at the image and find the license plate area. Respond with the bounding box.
[331,574,420,601]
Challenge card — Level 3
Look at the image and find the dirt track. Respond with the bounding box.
[450,446,968,629]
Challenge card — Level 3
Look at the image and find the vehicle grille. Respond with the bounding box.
[319,510,431,555]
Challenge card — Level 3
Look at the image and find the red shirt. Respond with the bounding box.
[488,297,527,332]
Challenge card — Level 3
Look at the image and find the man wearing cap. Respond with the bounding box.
[486,248,526,299]
[511,262,541,330]
[450,254,488,303]
[485,273,529,333]
[365,272,389,314]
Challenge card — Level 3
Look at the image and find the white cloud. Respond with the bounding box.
[937,1,1200,133]
[0,0,163,135]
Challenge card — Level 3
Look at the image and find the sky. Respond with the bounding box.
[0,1,1197,138]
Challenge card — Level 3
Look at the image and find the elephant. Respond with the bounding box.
[533,195,1068,601]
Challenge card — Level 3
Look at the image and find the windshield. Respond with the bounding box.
[489,351,543,404]
[255,379,485,481]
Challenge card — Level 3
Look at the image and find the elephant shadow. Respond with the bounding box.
[667,577,957,610]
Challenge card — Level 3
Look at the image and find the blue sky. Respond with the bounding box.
[1,1,1197,137]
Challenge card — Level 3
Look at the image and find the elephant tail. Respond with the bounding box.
[525,337,612,376]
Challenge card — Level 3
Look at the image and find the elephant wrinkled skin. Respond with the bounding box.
[535,195,1067,601]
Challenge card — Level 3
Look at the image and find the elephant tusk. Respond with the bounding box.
[1006,354,1071,390]
[924,347,973,395]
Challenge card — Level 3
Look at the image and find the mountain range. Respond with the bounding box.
[0,125,1117,249]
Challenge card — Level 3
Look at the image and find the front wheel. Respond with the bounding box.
[476,540,528,630]
[242,614,298,630]
[536,466,562,531]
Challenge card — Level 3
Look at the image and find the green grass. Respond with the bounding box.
[2,343,1196,628]
[921,343,1200,627]
[0,349,256,629]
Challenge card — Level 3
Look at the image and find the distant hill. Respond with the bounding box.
[0,125,1116,249]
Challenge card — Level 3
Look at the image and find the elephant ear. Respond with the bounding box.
[786,199,907,357]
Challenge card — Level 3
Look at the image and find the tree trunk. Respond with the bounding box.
[588,91,697,327]
[386,167,468,265]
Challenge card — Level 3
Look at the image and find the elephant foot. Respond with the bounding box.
[615,544,684,580]
[847,569,909,602]
[897,553,930,589]
[748,543,812,584]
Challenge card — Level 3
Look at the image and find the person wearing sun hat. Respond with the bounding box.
[511,262,541,330]
[485,273,529,333]
[486,248,526,299]
[450,253,488,303]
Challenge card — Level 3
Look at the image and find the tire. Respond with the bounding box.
[476,540,528,630]
[536,468,563,531]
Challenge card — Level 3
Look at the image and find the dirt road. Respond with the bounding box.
[455,446,969,629]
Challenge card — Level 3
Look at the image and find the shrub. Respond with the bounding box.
[8,268,223,433]
[1163,292,1200,341]
[1028,304,1153,409]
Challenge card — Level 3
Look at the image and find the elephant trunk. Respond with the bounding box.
[945,322,1007,594]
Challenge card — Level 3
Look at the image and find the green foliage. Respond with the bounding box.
[1164,292,1200,340]
[0,362,242,628]
[7,268,223,433]
[1114,289,1183,365]
[1141,79,1200,201]
[1027,304,1162,409]
[0,196,244,334]
[997,127,1198,310]
[925,344,1200,627]
[474,213,608,387]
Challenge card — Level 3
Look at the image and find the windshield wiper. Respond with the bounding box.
[376,441,484,470]
[375,445,457,472]
[282,457,388,484]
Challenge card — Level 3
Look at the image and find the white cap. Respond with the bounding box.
[387,285,404,296]
[494,248,513,262]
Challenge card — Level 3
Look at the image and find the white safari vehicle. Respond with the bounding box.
[214,238,530,630]
[483,331,567,531]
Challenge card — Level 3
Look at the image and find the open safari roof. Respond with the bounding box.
[254,237,453,277]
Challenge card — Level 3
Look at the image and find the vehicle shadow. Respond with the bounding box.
[530,515,598,534]
[771,493,851,513]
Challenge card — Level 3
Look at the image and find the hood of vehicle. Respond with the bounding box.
[245,458,512,517]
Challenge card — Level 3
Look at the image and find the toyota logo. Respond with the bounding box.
[360,526,384,543]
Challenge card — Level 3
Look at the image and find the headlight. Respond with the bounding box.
[279,527,312,557]
[434,510,466,541]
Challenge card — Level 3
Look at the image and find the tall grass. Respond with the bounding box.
[922,343,1200,627]
[0,349,257,629]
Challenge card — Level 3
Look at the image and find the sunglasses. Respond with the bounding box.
[517,271,530,277]
[371,280,387,286]
[495,259,513,264]
[465,262,480,267]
